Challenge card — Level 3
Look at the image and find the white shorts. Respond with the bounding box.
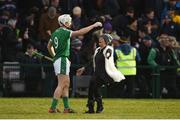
[53,57,70,75]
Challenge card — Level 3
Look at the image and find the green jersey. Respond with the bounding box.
[50,27,72,61]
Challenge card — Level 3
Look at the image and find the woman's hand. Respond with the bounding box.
[76,67,85,76]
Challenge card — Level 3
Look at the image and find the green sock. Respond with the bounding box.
[63,97,69,108]
[50,98,58,110]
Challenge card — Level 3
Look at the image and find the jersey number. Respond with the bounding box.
[54,37,58,49]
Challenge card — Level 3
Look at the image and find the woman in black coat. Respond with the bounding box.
[77,34,125,113]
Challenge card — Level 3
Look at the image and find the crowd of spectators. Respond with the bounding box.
[0,0,180,98]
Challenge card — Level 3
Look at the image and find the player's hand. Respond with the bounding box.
[93,22,102,28]
[46,30,51,36]
[76,67,85,76]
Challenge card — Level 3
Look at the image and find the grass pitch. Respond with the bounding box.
[0,98,180,119]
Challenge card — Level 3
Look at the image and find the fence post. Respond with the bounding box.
[152,66,160,98]
[0,65,3,97]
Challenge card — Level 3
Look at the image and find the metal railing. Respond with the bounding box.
[0,62,179,98]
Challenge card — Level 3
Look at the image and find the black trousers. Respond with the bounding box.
[88,76,105,101]
[123,75,135,98]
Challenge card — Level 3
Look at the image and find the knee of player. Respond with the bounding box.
[64,81,70,88]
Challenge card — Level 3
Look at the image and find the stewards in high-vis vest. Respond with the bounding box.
[114,36,141,98]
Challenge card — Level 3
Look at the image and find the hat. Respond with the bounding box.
[71,38,82,48]
[119,35,130,43]
[143,35,152,41]
[100,34,113,44]
[111,32,120,41]
[103,22,112,31]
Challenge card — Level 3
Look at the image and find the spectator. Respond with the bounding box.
[114,36,141,98]
[139,35,153,66]
[137,26,148,47]
[168,36,180,66]
[38,6,60,50]
[38,0,50,13]
[51,0,59,8]
[169,10,180,41]
[111,32,121,48]
[0,0,17,18]
[138,35,153,97]
[41,0,50,7]
[168,36,180,62]
[87,0,108,17]
[69,38,83,94]
[125,18,138,47]
[112,6,135,36]
[171,10,180,25]
[138,8,159,40]
[18,44,42,96]
[71,6,87,31]
[160,14,179,38]
[169,1,179,10]
[93,21,114,40]
[1,18,19,62]
[105,0,120,17]
[16,0,41,17]
[147,34,179,98]
[18,7,40,52]
[79,39,97,75]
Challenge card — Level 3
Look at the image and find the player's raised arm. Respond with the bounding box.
[58,14,102,38]
[71,22,102,37]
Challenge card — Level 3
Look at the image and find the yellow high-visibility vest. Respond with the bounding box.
[115,48,136,75]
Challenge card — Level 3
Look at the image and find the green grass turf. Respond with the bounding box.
[0,98,180,119]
